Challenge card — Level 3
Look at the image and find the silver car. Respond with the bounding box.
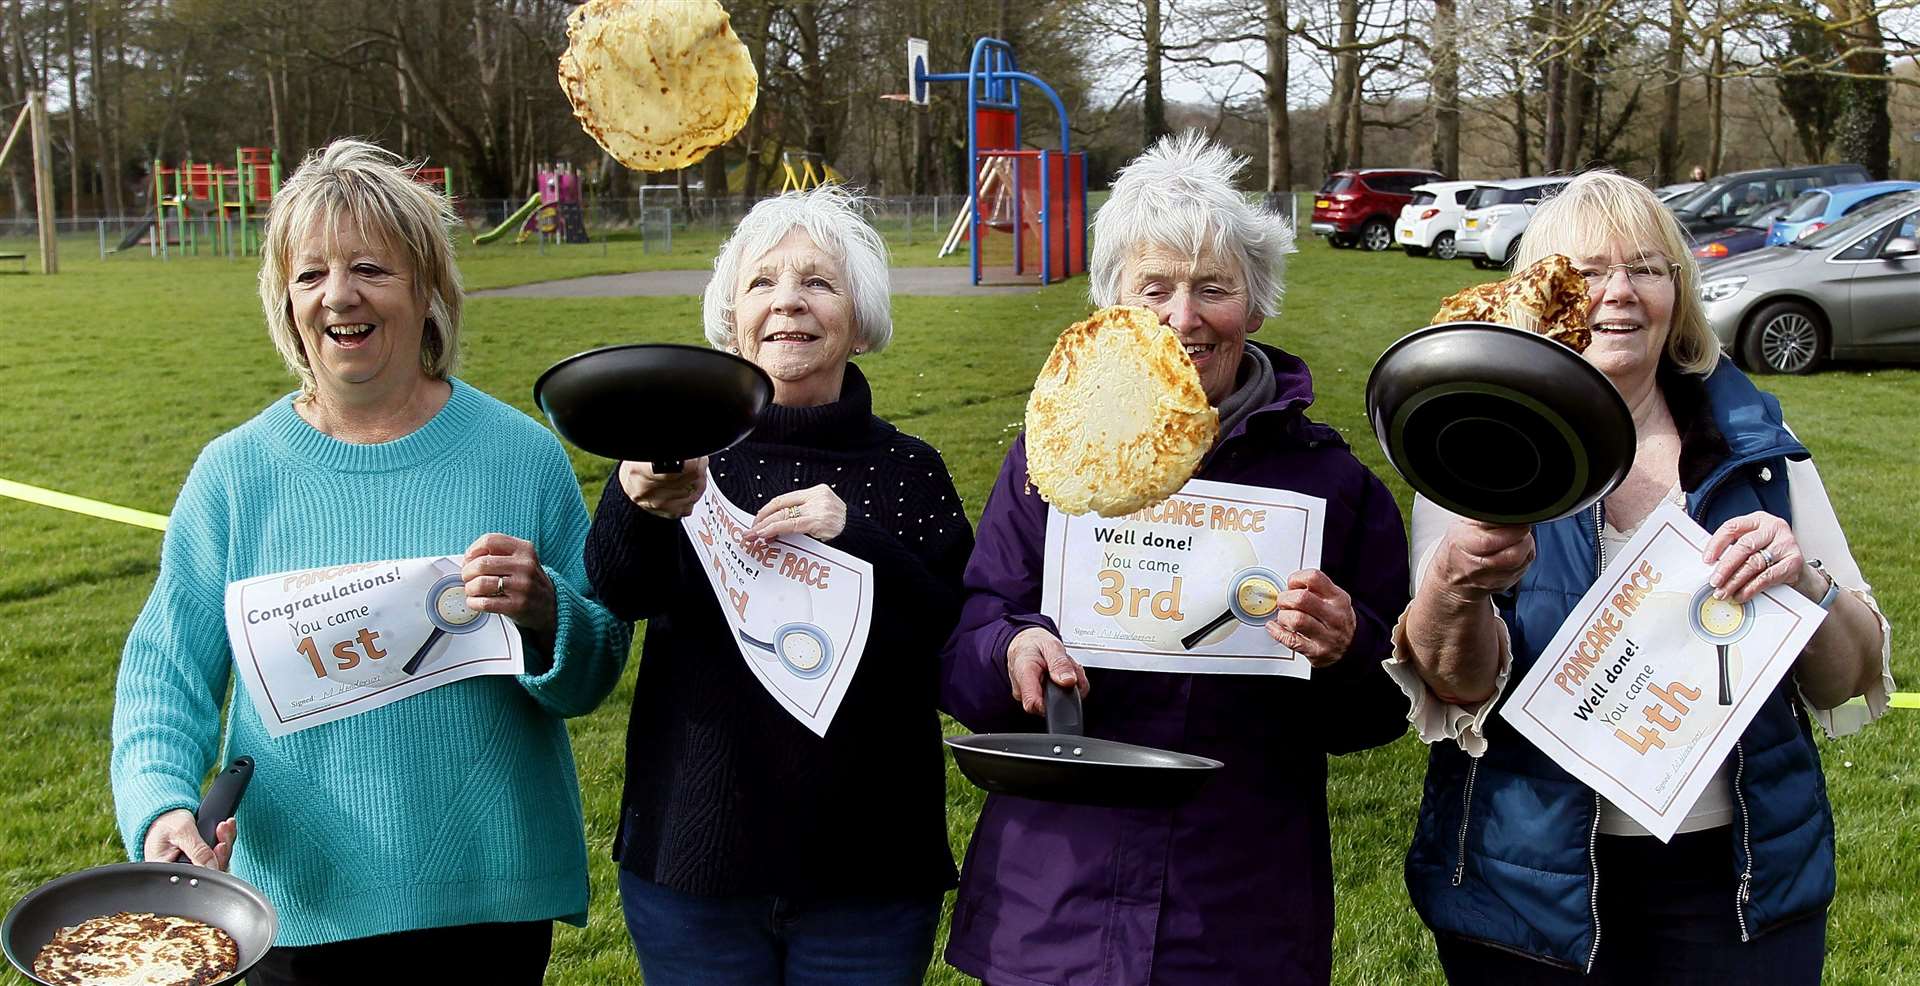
[1699,190,1920,374]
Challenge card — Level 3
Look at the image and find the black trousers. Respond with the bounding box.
[1433,827,1826,985]
[246,920,552,986]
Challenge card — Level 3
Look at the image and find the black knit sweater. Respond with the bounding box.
[584,364,973,898]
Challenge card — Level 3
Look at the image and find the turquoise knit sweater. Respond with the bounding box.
[110,379,632,947]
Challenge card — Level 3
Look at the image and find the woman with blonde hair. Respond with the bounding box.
[1390,170,1892,983]
[110,138,631,984]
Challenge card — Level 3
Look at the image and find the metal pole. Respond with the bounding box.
[98,218,105,260]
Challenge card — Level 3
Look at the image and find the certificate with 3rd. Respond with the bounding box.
[1042,478,1327,677]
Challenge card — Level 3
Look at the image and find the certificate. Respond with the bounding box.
[1040,477,1326,677]
[224,556,526,737]
[680,481,875,736]
[1499,502,1827,840]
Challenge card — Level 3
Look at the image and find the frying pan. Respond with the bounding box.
[533,343,774,471]
[1689,583,1754,706]
[4,758,275,986]
[946,682,1223,809]
[1366,322,1635,526]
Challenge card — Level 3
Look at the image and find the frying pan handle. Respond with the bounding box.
[196,757,254,848]
[653,460,684,473]
[1043,680,1084,737]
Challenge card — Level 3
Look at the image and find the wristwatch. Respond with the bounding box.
[1808,559,1842,611]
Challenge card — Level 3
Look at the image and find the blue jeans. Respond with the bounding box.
[1433,828,1826,984]
[618,868,941,986]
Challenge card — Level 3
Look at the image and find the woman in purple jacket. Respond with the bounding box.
[939,132,1413,986]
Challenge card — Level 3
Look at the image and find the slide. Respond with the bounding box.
[110,214,157,253]
[472,194,542,246]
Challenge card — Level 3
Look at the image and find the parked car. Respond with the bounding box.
[1665,164,1871,238]
[1699,190,1920,374]
[1311,168,1447,251]
[1455,177,1568,270]
[1396,180,1479,259]
[1691,198,1796,261]
[1766,180,1920,245]
[1655,181,1702,203]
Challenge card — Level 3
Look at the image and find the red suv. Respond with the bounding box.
[1311,168,1447,251]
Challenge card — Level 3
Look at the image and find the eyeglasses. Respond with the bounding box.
[1578,262,1680,289]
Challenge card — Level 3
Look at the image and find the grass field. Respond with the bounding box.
[0,227,1915,986]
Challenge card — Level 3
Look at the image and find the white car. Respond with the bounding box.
[1396,180,1480,260]
[1456,176,1569,270]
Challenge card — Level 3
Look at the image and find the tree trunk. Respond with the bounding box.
[63,0,79,216]
[1143,0,1169,144]
[1539,0,1565,172]
[1557,17,1591,173]
[1326,0,1359,172]
[1511,63,1531,175]
[1654,0,1684,184]
[1264,0,1291,198]
[1707,30,1723,175]
[1827,0,1890,179]
[1429,0,1459,176]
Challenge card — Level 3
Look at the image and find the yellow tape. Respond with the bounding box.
[1891,693,1920,710]
[0,477,169,531]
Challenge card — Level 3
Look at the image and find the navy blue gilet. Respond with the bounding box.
[1404,360,1833,970]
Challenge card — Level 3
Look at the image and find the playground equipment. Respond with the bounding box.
[473,165,589,246]
[778,151,834,193]
[0,91,58,273]
[132,147,283,257]
[908,37,1085,286]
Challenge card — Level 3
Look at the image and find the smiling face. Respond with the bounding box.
[288,216,432,406]
[732,227,857,407]
[1574,243,1676,390]
[1116,240,1265,406]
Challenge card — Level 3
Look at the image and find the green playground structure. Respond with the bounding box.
[472,193,542,246]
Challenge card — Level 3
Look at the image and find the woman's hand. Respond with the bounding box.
[1433,519,1535,599]
[1703,512,1803,604]
[1006,626,1088,716]
[142,809,236,871]
[1263,569,1357,668]
[462,533,557,635]
[743,484,848,545]
[619,458,709,519]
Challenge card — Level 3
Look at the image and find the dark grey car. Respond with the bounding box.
[1699,190,1920,373]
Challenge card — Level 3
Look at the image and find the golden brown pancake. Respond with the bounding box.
[558,0,758,171]
[1025,306,1218,517]
[1433,254,1593,352]
[32,911,238,986]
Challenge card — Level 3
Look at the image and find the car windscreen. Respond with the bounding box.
[1797,193,1920,248]
[1781,192,1829,223]
[1320,176,1352,195]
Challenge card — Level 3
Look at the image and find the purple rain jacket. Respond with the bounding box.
[940,343,1412,986]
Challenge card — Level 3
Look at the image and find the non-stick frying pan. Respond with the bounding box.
[1366,321,1636,526]
[533,343,774,471]
[3,758,275,986]
[946,682,1223,809]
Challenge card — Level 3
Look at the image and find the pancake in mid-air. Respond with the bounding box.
[1432,253,1594,352]
[558,0,758,171]
[1025,306,1218,517]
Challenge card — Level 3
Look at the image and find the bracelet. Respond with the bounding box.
[1809,559,1842,611]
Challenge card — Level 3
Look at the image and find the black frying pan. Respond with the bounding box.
[3,758,274,986]
[946,682,1223,809]
[533,343,774,471]
[1366,321,1635,526]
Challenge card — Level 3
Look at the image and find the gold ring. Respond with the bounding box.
[495,574,508,596]
[786,505,800,520]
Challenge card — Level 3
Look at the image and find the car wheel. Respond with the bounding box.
[1432,232,1457,260]
[1404,245,1429,257]
[1360,220,1393,252]
[1741,302,1827,375]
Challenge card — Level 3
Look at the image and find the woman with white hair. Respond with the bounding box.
[583,184,972,985]
[1392,171,1891,983]
[110,138,633,983]
[939,132,1413,985]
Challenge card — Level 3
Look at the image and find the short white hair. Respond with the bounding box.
[1091,131,1296,318]
[703,185,893,354]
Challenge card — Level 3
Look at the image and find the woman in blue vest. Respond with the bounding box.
[1387,171,1892,983]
